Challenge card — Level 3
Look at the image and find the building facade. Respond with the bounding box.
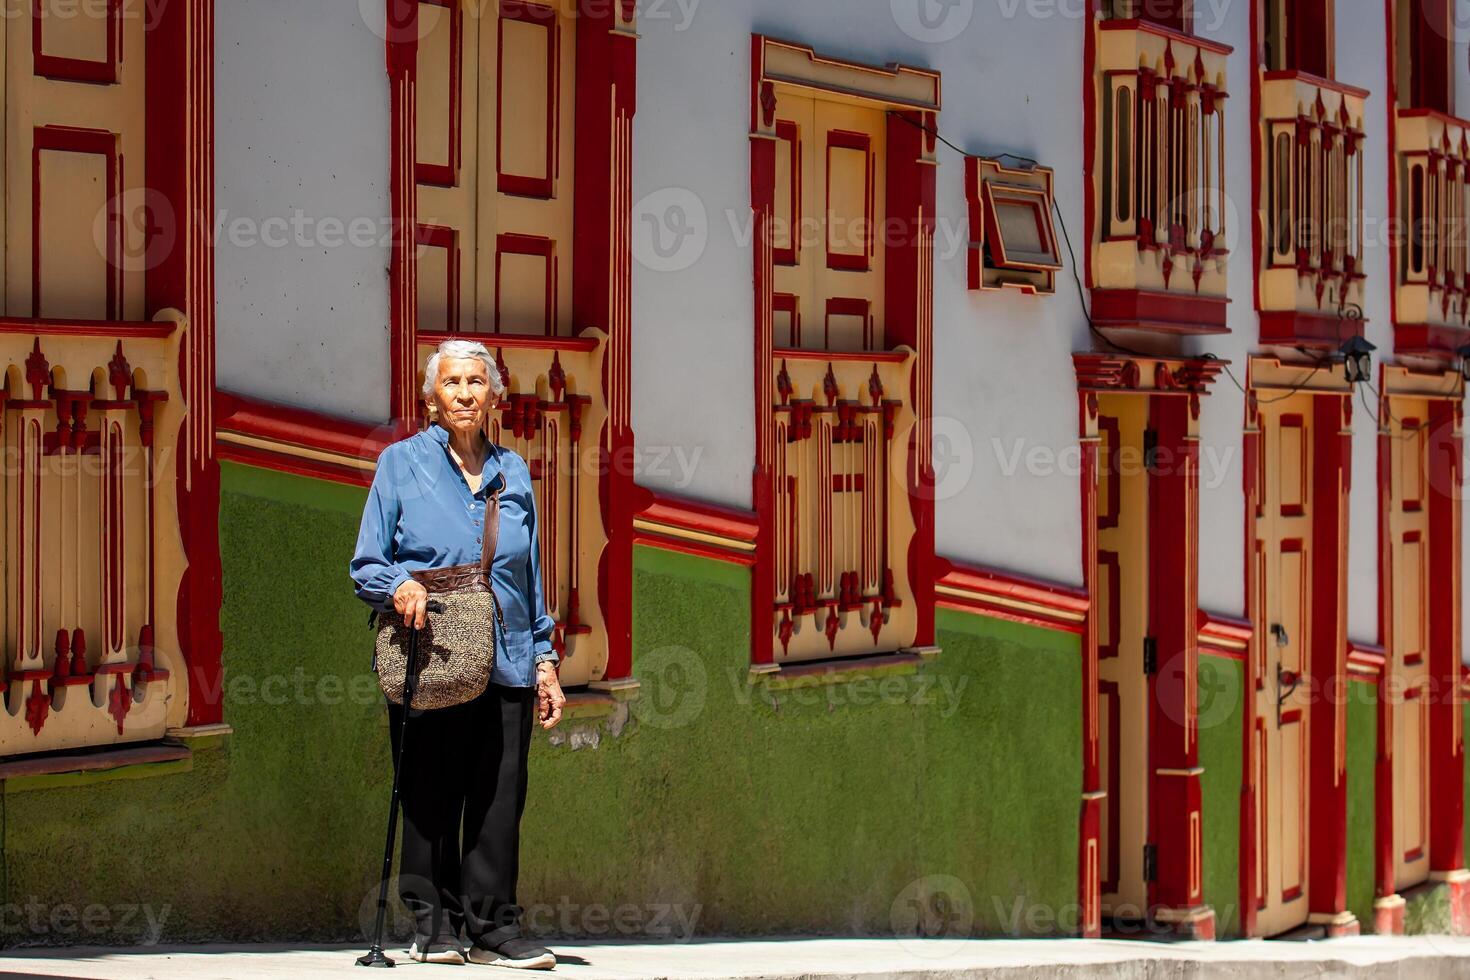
[2,0,1470,945]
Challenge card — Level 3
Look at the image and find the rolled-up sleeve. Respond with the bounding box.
[350,448,413,610]
[525,483,558,664]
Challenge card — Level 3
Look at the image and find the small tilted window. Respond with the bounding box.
[966,155,1062,295]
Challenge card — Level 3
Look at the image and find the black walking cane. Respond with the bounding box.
[358,599,444,969]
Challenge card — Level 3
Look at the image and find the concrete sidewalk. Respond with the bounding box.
[2,935,1470,980]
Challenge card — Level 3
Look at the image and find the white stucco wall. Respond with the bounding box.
[214,0,392,420]
[631,0,1085,579]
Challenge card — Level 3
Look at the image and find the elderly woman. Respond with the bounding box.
[351,338,566,969]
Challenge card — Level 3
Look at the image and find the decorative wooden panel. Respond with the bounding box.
[770,352,914,662]
[0,314,191,754]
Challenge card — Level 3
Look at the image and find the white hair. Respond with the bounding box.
[423,339,505,399]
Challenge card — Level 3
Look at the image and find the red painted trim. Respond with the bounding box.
[632,488,761,568]
[1261,70,1369,101]
[33,0,121,84]
[772,346,907,364]
[772,292,799,346]
[216,391,393,465]
[496,0,559,199]
[1347,640,1387,678]
[418,330,596,353]
[933,557,1089,635]
[1089,289,1229,334]
[414,0,461,187]
[1426,399,1464,874]
[1147,394,1207,917]
[386,0,419,431]
[138,0,222,727]
[1198,610,1252,660]
[1097,18,1232,54]
[0,316,175,338]
[1259,310,1368,347]
[32,125,120,320]
[1307,394,1352,922]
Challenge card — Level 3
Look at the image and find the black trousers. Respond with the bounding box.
[387,682,535,948]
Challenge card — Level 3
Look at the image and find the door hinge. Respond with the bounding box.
[1143,843,1158,883]
[1143,428,1160,471]
[1143,636,1158,675]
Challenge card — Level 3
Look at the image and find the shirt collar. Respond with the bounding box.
[427,422,505,496]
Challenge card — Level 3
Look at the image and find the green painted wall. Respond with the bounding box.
[1196,654,1242,938]
[0,462,1083,946]
[1345,679,1377,933]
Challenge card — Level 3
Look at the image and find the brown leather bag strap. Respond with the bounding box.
[481,487,501,577]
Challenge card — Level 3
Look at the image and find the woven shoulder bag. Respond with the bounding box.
[374,487,504,709]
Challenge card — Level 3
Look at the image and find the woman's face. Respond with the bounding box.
[430,356,498,435]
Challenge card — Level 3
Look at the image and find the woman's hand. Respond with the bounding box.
[535,662,565,730]
[393,579,431,630]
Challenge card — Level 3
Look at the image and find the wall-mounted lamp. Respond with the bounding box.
[1457,344,1470,383]
[1338,335,1375,385]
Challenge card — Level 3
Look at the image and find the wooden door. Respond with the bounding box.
[415,0,576,336]
[1389,397,1431,892]
[1096,395,1150,918]
[1254,395,1314,936]
[5,0,149,319]
[771,94,885,352]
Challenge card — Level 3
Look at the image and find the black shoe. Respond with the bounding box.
[408,936,467,964]
[467,937,555,970]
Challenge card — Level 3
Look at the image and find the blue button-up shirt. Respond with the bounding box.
[350,425,557,687]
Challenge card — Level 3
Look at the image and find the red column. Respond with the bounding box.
[385,0,418,431]
[1239,400,1261,938]
[749,40,777,667]
[885,111,936,648]
[1426,399,1468,930]
[1307,393,1355,934]
[147,0,221,727]
[575,5,637,680]
[1147,393,1212,937]
[1077,390,1102,940]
